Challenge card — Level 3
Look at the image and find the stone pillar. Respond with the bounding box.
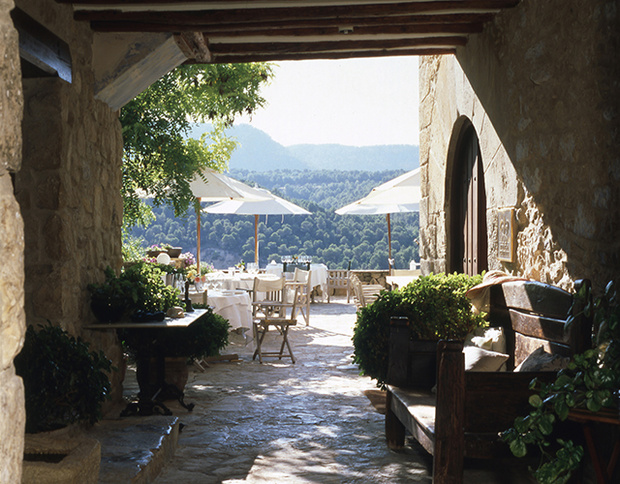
[0,0,26,481]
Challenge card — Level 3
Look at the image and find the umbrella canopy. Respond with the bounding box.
[335,168,420,268]
[205,189,311,264]
[335,168,420,216]
[190,168,270,272]
[189,167,269,202]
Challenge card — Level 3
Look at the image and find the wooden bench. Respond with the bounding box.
[385,279,592,484]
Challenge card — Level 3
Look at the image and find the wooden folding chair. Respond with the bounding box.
[287,268,311,326]
[251,276,300,363]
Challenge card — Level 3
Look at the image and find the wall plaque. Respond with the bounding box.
[498,208,516,262]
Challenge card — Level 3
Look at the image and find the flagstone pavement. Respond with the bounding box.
[97,297,534,484]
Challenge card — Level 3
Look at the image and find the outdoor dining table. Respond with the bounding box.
[204,271,280,291]
[188,288,252,331]
[264,262,329,299]
[84,310,212,415]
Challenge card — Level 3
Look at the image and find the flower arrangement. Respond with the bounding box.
[235,260,246,271]
[180,252,196,268]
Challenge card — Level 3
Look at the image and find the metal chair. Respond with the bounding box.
[251,276,300,363]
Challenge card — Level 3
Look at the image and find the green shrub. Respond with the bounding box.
[88,262,182,322]
[120,305,231,362]
[14,323,112,433]
[352,272,485,387]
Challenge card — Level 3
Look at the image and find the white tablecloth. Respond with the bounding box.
[204,272,279,291]
[189,289,252,330]
[265,263,329,297]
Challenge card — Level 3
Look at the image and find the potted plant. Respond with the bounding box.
[14,322,113,433]
[87,267,131,323]
[15,323,112,483]
[352,272,486,389]
[88,263,182,322]
[501,280,620,484]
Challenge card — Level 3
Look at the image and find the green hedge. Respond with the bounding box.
[352,272,486,388]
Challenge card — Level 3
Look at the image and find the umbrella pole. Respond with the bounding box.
[387,213,393,272]
[196,197,201,274]
[254,214,259,265]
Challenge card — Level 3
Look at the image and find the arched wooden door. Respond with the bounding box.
[450,124,487,275]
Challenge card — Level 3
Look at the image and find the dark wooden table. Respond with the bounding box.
[85,310,210,415]
[568,407,620,484]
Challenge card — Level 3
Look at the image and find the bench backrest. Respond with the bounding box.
[489,280,591,369]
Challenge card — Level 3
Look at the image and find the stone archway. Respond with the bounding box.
[448,120,487,276]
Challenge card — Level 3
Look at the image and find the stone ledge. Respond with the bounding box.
[22,432,101,484]
[86,412,179,484]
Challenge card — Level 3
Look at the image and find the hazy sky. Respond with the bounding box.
[236,56,419,147]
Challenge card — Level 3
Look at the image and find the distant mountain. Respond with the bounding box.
[188,123,419,172]
[287,143,418,172]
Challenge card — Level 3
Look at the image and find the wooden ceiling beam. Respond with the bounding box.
[73,1,520,25]
[210,36,467,55]
[205,47,457,64]
[91,21,484,37]
[91,13,493,35]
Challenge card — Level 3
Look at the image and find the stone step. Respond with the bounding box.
[86,412,179,484]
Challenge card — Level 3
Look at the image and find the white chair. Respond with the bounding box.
[349,274,382,308]
[326,269,351,303]
[287,268,312,326]
[251,276,300,363]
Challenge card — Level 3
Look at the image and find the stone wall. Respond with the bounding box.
[419,0,619,292]
[0,0,25,481]
[12,0,125,398]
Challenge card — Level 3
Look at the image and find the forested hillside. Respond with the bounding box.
[129,170,420,271]
[189,123,418,172]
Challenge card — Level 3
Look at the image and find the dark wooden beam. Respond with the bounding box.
[205,48,457,64]
[175,32,212,63]
[90,20,486,37]
[73,1,520,25]
[210,36,467,55]
[11,7,72,83]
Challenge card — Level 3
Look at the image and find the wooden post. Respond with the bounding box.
[196,197,201,274]
[387,316,410,387]
[434,340,465,484]
[254,214,259,265]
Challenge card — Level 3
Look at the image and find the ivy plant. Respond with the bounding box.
[502,280,620,484]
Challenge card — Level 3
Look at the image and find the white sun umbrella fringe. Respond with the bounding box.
[204,189,311,265]
[335,168,420,270]
[189,168,271,272]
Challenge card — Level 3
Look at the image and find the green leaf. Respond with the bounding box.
[529,394,543,408]
[509,439,528,458]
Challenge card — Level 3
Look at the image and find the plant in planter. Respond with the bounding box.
[87,267,132,323]
[14,322,113,433]
[352,272,486,389]
[501,280,620,484]
[88,263,182,322]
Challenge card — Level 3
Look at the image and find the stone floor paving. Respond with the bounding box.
[135,297,535,484]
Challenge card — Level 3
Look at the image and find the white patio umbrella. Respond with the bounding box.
[189,168,270,272]
[335,168,420,268]
[204,189,311,265]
